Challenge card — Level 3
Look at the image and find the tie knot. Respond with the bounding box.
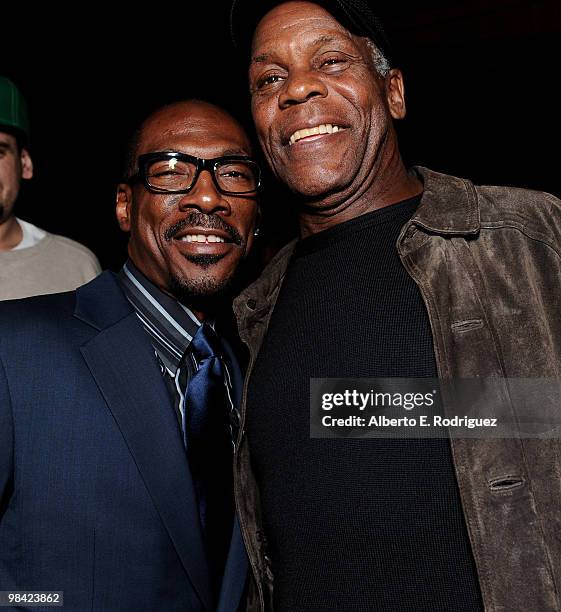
[190,323,223,363]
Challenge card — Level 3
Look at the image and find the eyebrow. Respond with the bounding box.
[149,148,249,157]
[251,35,338,64]
[221,148,249,156]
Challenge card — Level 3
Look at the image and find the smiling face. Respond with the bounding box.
[116,101,259,304]
[249,1,406,208]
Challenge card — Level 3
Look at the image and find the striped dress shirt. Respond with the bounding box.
[118,260,236,441]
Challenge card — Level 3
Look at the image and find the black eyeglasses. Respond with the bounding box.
[130,151,262,196]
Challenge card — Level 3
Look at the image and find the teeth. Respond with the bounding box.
[181,234,225,243]
[289,124,342,145]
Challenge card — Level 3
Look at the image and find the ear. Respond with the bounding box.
[20,148,33,179]
[116,183,133,232]
[385,68,407,120]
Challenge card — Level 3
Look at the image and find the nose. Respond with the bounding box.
[278,69,328,109]
[178,169,230,215]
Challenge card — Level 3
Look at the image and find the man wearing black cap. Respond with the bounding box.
[229,2,561,611]
[0,76,101,299]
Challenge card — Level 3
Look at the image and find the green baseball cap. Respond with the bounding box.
[0,76,30,140]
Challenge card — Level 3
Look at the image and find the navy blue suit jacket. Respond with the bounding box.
[0,272,248,611]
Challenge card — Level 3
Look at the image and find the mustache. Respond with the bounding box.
[164,212,242,245]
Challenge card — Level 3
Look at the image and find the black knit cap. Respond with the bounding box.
[230,0,393,66]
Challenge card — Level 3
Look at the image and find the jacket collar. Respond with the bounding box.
[74,270,133,330]
[234,238,297,330]
[411,166,480,235]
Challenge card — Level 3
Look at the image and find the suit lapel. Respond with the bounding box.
[76,273,213,610]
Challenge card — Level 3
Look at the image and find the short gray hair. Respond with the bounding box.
[366,39,391,77]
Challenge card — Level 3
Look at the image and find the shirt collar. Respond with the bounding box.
[118,260,203,374]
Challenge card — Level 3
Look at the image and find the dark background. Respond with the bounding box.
[3,0,560,271]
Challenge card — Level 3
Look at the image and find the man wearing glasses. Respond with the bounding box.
[0,100,260,611]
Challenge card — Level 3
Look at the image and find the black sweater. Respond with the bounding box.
[246,196,483,611]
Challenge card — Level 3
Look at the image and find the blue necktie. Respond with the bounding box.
[184,323,235,594]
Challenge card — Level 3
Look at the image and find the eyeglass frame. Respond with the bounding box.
[129,151,262,196]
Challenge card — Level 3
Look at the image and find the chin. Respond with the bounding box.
[168,271,234,304]
[285,175,344,199]
[279,163,348,199]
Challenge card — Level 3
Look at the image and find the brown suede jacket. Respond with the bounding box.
[232,166,561,611]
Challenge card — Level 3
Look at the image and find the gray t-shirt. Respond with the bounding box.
[0,219,101,300]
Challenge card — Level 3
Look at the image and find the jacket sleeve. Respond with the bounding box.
[0,354,14,516]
